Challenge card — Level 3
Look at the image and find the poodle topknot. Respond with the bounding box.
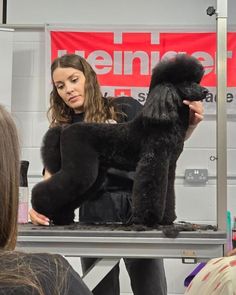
[149,54,204,89]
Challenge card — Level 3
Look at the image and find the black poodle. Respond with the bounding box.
[31,54,208,226]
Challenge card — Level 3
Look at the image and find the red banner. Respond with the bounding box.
[47,29,236,113]
[50,31,236,88]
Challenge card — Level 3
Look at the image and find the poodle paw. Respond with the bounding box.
[161,224,180,238]
[50,210,75,225]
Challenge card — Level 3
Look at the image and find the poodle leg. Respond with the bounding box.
[31,149,99,223]
[161,162,177,225]
[132,150,170,226]
[49,165,108,225]
[41,125,63,174]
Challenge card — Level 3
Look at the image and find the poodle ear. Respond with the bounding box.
[41,126,63,174]
[142,84,181,124]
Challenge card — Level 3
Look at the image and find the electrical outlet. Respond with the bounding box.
[184,169,208,184]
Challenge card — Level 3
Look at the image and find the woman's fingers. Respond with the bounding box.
[29,208,50,226]
[183,100,204,126]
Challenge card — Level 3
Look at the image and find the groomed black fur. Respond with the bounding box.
[31,54,208,226]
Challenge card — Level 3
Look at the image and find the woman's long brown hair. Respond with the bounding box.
[0,105,19,250]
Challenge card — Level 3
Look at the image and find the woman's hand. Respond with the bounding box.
[183,100,204,126]
[29,208,50,226]
[183,100,204,140]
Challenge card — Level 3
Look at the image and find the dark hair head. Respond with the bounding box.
[48,54,115,126]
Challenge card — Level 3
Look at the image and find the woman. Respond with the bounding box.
[0,104,92,295]
[29,53,204,295]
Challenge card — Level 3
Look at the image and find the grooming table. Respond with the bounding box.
[17,223,226,291]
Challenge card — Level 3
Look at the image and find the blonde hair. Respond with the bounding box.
[48,54,117,127]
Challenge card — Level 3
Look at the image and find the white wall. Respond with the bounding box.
[6,0,236,27]
[4,0,236,294]
[0,29,14,110]
[6,0,216,26]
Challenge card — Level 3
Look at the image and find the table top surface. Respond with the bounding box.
[18,222,226,240]
[17,223,227,259]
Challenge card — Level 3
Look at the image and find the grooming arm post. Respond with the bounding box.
[216,0,227,233]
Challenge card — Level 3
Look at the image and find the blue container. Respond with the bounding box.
[227,210,232,252]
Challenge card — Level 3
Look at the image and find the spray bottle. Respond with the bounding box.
[18,160,29,224]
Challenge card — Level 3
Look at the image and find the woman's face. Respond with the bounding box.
[52,67,86,113]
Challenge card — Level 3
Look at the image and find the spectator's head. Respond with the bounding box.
[0,104,19,250]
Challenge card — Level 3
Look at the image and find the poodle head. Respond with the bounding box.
[149,54,208,101]
[142,54,208,123]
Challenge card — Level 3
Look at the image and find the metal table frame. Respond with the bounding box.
[17,224,226,291]
[216,0,228,234]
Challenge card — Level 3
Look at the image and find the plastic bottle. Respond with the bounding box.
[18,160,29,224]
[232,216,236,249]
[227,210,232,252]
